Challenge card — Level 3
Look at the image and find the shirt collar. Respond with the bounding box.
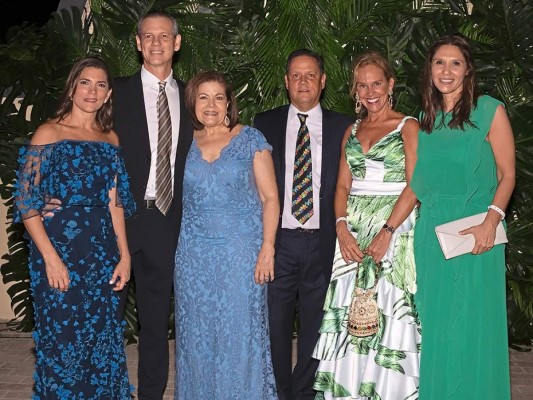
[141,66,174,89]
[288,103,322,122]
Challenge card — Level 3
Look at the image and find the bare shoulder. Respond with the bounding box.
[30,120,61,145]
[403,116,420,132]
[107,130,120,146]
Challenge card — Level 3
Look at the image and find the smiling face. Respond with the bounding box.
[354,64,393,114]
[194,81,229,128]
[136,16,181,76]
[431,44,468,107]
[285,55,326,112]
[71,67,111,113]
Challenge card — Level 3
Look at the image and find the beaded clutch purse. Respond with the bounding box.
[348,259,381,338]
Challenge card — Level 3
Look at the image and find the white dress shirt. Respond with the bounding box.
[282,103,323,229]
[141,66,181,199]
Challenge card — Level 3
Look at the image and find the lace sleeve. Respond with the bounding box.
[114,149,137,219]
[248,126,273,154]
[13,144,51,222]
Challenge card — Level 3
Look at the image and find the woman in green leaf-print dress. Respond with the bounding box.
[313,52,421,400]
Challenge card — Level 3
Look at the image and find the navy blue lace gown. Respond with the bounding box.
[174,126,277,399]
[14,140,136,400]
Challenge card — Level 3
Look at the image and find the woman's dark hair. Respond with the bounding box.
[420,34,479,133]
[184,71,239,130]
[350,51,395,117]
[55,56,113,132]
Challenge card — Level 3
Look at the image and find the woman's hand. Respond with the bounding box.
[337,223,364,263]
[365,228,392,264]
[460,220,498,255]
[254,244,275,285]
[110,257,131,291]
[44,253,70,292]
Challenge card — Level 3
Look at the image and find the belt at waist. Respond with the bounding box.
[142,199,157,209]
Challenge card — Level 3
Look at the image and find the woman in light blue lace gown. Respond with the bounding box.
[13,57,136,399]
[174,71,279,398]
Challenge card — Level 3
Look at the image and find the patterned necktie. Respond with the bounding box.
[292,113,314,224]
[155,81,172,215]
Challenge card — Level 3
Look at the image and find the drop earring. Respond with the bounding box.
[388,89,393,108]
[355,94,362,113]
[224,115,230,126]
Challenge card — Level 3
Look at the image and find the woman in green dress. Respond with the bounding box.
[411,35,515,399]
[313,51,421,399]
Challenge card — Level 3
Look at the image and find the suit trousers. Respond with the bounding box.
[130,208,177,400]
[268,228,328,400]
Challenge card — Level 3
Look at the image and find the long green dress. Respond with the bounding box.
[410,95,510,400]
[313,116,421,400]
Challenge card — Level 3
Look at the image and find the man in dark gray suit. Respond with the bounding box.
[254,49,353,400]
[113,11,193,400]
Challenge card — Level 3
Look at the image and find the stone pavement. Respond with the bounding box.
[0,323,531,399]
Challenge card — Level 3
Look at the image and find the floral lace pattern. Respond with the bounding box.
[174,126,277,399]
[14,140,136,399]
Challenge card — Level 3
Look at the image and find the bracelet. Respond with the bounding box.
[382,223,395,233]
[488,204,505,220]
[336,216,348,224]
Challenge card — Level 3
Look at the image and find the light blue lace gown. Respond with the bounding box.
[14,140,136,400]
[174,126,277,399]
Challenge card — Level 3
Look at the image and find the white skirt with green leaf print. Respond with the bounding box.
[313,195,421,400]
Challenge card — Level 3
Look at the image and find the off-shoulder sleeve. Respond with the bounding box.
[114,149,137,219]
[13,145,50,222]
[247,126,272,154]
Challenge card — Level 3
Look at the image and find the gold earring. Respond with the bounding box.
[388,89,393,108]
[355,94,362,113]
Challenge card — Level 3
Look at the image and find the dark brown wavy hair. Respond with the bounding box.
[350,51,395,117]
[54,56,114,132]
[184,71,239,130]
[420,34,479,133]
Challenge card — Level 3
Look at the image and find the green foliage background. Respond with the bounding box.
[0,0,532,346]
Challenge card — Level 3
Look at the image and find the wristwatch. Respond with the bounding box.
[382,223,395,233]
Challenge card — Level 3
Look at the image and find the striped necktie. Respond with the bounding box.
[155,81,172,215]
[292,113,314,224]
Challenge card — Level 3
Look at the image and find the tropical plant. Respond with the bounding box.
[1,0,531,346]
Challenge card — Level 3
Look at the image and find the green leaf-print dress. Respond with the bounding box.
[313,117,421,400]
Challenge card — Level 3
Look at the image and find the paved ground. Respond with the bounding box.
[0,323,531,399]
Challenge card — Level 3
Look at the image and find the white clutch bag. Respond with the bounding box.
[435,212,508,260]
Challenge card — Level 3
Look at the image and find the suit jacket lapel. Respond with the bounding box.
[274,107,289,208]
[131,72,152,184]
[320,109,334,198]
[173,80,191,191]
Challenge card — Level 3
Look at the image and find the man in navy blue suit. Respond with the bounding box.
[254,49,353,400]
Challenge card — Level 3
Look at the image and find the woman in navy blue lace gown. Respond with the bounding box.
[13,57,136,399]
[174,71,279,398]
